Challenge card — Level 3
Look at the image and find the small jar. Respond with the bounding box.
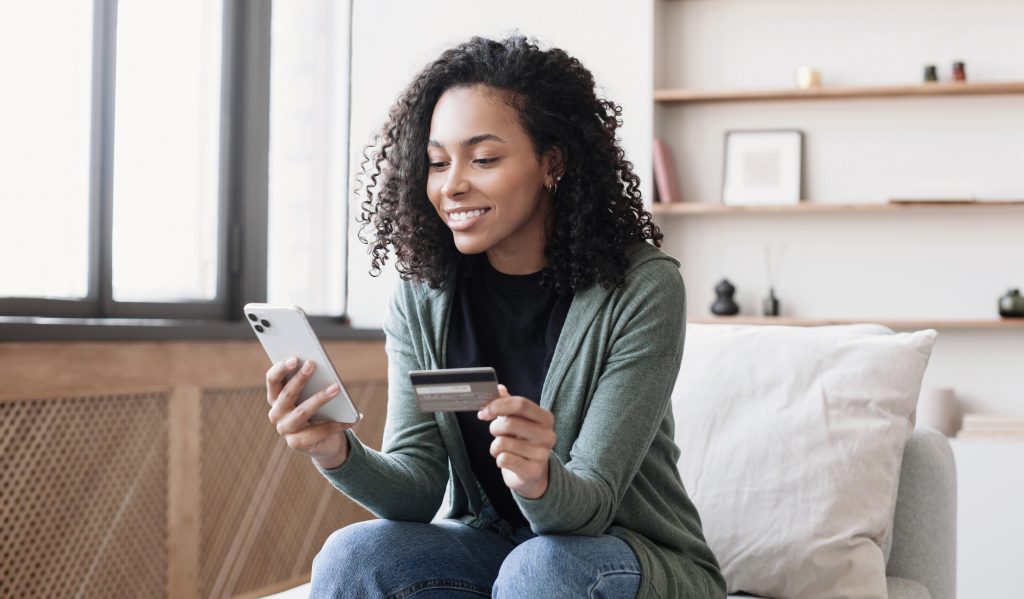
[998,288,1024,318]
[923,65,939,82]
[952,61,967,82]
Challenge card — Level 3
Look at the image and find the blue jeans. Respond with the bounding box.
[309,507,641,599]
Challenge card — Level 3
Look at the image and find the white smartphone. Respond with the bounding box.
[244,303,359,424]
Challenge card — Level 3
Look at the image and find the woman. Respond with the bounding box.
[265,34,725,599]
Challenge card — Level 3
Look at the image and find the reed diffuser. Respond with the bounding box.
[763,244,787,317]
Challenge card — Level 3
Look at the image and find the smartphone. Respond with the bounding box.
[409,367,499,412]
[244,303,359,424]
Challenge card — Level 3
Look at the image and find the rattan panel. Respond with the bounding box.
[0,391,169,599]
[198,380,387,598]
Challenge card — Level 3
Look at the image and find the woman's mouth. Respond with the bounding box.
[446,207,491,231]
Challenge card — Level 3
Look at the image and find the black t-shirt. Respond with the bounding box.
[446,254,573,526]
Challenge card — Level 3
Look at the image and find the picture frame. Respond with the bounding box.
[722,129,803,206]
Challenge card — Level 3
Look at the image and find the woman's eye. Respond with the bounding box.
[428,157,498,170]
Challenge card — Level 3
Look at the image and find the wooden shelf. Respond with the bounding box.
[651,201,1024,215]
[654,81,1024,104]
[654,80,1024,334]
[688,316,1024,330]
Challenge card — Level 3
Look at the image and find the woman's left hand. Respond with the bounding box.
[478,384,557,500]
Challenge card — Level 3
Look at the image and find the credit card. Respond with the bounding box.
[409,367,499,413]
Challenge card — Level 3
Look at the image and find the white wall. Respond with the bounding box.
[953,439,1024,597]
[345,0,654,329]
[655,0,1024,417]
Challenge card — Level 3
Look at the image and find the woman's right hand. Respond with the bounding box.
[266,357,361,470]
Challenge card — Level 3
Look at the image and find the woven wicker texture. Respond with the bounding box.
[0,379,386,599]
[0,391,169,599]
[198,381,386,598]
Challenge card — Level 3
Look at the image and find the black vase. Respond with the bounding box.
[711,279,740,316]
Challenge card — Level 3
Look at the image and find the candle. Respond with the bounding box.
[795,66,822,89]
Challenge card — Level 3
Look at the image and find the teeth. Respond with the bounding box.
[450,209,486,222]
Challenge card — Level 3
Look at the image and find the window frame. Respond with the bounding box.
[0,0,373,341]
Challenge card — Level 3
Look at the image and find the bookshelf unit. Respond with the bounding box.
[652,78,1024,329]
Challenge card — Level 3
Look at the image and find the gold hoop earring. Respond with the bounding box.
[547,175,562,196]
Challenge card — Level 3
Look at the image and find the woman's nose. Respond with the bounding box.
[441,163,470,198]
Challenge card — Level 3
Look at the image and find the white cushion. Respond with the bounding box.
[673,323,937,599]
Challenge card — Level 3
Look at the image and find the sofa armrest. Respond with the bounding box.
[887,426,957,599]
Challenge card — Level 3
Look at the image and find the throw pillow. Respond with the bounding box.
[673,323,937,598]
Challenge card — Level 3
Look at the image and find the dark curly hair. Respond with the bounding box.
[355,33,662,293]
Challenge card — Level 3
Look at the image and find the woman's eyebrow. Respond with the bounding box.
[428,133,507,149]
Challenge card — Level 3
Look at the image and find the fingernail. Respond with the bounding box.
[326,383,339,395]
[477,409,488,419]
[286,357,298,368]
[302,360,314,374]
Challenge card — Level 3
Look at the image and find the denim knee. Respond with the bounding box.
[311,518,511,599]
[495,535,571,582]
[492,535,640,599]
[311,520,398,598]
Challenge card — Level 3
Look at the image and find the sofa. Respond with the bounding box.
[880,427,957,599]
[267,427,956,599]
[267,323,955,599]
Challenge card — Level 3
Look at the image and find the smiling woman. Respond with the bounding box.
[354,35,661,295]
[426,86,560,274]
[262,34,726,599]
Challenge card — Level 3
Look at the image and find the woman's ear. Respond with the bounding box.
[544,145,567,181]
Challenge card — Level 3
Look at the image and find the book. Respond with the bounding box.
[887,198,978,204]
[956,430,1024,440]
[957,413,1024,440]
[652,137,682,203]
[960,414,1024,432]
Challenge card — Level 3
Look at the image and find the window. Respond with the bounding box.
[0,0,357,337]
[267,0,351,316]
[0,2,93,301]
[112,0,224,303]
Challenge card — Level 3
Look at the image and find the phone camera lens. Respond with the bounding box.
[254,324,264,333]
[260,319,271,328]
[247,313,257,321]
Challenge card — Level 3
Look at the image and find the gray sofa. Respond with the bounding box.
[726,426,957,599]
[266,428,957,599]
[886,426,958,599]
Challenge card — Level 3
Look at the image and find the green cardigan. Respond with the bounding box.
[316,242,726,599]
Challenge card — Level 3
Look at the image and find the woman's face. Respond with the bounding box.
[426,84,559,272]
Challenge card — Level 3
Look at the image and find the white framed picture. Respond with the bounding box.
[722,129,803,206]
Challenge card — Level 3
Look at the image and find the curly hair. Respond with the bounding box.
[355,33,662,293]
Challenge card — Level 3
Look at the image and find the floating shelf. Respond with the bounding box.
[651,201,1024,215]
[688,316,1024,330]
[654,81,1024,104]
